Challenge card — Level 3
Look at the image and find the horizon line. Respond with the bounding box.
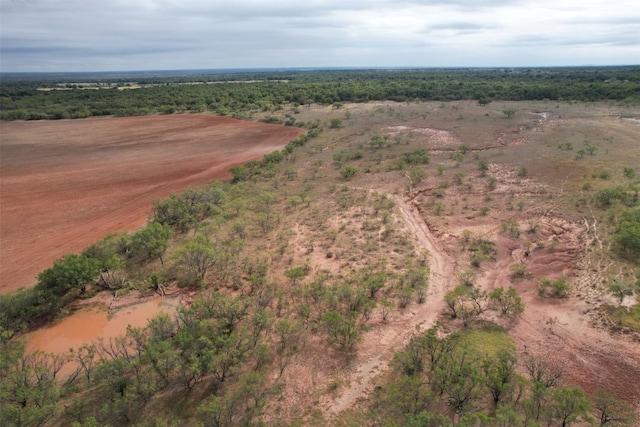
[2,64,639,77]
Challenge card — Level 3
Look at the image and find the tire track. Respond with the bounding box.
[326,195,455,416]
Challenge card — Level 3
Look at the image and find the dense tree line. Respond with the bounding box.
[1,67,639,120]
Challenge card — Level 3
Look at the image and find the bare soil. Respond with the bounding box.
[265,101,640,423]
[322,196,456,417]
[0,114,302,292]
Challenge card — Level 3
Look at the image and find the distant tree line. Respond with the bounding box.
[1,67,639,120]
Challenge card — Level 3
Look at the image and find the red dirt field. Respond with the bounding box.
[0,114,303,293]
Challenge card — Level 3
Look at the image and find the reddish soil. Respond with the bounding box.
[0,114,302,292]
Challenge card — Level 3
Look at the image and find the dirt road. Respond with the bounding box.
[325,196,455,416]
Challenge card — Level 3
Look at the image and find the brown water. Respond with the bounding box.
[26,297,180,354]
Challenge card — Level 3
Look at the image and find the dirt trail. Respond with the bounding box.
[325,196,455,416]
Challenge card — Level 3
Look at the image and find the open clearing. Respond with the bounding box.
[0,114,302,292]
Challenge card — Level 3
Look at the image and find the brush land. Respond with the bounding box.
[1,68,640,426]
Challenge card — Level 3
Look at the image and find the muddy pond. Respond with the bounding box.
[26,297,180,355]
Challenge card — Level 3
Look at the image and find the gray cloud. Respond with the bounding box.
[0,0,638,72]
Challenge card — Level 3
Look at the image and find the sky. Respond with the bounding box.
[1,0,639,73]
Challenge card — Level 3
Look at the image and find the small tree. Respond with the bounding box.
[623,167,636,179]
[509,262,528,279]
[130,222,173,265]
[518,167,528,178]
[487,176,498,191]
[339,166,358,179]
[607,281,634,305]
[445,285,468,319]
[538,276,571,298]
[615,220,640,255]
[501,218,521,238]
[482,349,517,412]
[503,108,517,119]
[175,235,218,283]
[544,386,592,427]
[284,266,307,286]
[592,388,637,426]
[489,287,525,317]
[320,310,361,351]
[478,159,489,176]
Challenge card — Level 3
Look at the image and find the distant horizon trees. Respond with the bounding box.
[2,67,639,120]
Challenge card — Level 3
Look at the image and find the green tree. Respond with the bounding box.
[274,319,302,376]
[502,108,517,119]
[592,388,637,426]
[339,166,358,179]
[616,219,640,256]
[623,167,636,179]
[363,270,388,299]
[330,118,343,128]
[83,233,127,289]
[517,166,528,178]
[585,143,598,155]
[198,371,267,427]
[445,285,469,319]
[509,263,527,278]
[434,349,483,415]
[370,134,385,149]
[37,253,101,295]
[489,287,524,317]
[130,222,173,265]
[320,310,361,351]
[537,276,571,298]
[544,386,592,427]
[607,281,634,305]
[151,194,197,232]
[501,218,520,238]
[284,266,307,286]
[384,375,434,418]
[174,235,218,283]
[478,159,489,177]
[524,355,564,421]
[0,343,64,427]
[482,350,517,413]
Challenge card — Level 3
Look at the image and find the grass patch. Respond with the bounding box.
[600,297,640,334]
[458,324,515,358]
[607,297,640,331]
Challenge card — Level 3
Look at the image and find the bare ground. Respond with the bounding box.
[322,196,456,417]
[0,114,302,292]
[292,103,640,422]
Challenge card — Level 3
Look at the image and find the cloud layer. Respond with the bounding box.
[1,0,638,72]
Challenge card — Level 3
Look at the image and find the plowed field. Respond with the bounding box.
[0,114,302,292]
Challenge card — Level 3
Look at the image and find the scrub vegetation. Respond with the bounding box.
[1,67,640,426]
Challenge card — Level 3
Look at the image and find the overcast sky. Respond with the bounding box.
[1,0,638,72]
